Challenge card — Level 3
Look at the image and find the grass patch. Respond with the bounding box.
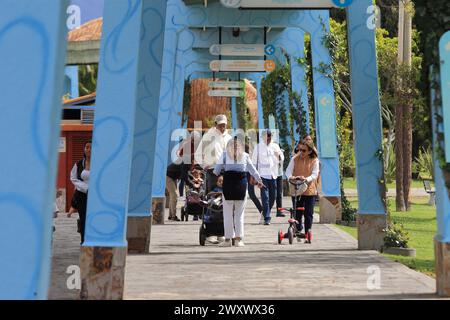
[343,177,423,190]
[335,197,436,277]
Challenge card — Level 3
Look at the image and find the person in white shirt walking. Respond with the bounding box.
[194,114,232,194]
[252,130,284,225]
[194,114,232,244]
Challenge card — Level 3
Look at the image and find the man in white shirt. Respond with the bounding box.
[252,129,284,225]
[194,114,232,194]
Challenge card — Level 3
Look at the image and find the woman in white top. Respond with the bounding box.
[214,138,264,247]
[70,141,91,244]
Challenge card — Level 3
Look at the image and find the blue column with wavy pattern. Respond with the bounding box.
[243,73,265,130]
[151,1,188,198]
[0,0,68,299]
[269,28,308,143]
[347,0,385,214]
[432,62,450,242]
[84,0,161,246]
[436,33,450,241]
[310,13,340,197]
[127,0,167,217]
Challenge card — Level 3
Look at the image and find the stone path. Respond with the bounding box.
[49,197,438,300]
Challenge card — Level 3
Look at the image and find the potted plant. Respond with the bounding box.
[382,221,416,257]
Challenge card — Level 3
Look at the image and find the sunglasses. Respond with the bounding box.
[299,148,308,152]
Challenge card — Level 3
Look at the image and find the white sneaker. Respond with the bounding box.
[206,236,219,244]
[217,236,225,242]
[218,240,232,247]
[235,240,245,247]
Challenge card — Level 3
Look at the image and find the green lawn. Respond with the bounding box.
[342,177,424,190]
[335,197,437,277]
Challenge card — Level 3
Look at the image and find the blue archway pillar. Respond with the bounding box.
[309,14,342,224]
[231,97,238,130]
[80,0,167,299]
[0,0,69,300]
[433,31,450,296]
[125,1,172,253]
[149,2,182,227]
[347,1,386,250]
[255,75,265,131]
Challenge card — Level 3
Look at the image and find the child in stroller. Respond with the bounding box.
[180,167,206,221]
[199,176,225,246]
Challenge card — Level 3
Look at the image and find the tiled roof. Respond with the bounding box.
[68,18,103,42]
[63,92,96,106]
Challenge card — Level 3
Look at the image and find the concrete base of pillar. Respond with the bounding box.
[80,246,127,300]
[357,214,387,251]
[319,196,341,224]
[435,239,450,296]
[126,216,152,254]
[151,197,165,225]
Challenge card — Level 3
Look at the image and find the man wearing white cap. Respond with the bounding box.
[194,114,232,244]
[195,114,232,194]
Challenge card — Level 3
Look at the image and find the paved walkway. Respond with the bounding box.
[344,188,428,198]
[49,197,438,300]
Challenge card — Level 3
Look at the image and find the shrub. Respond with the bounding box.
[383,221,410,248]
[341,195,357,222]
[414,146,434,180]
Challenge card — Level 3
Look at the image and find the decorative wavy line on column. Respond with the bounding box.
[128,151,153,212]
[143,7,165,68]
[0,18,49,167]
[93,116,128,211]
[103,0,140,74]
[0,194,42,299]
[134,76,158,138]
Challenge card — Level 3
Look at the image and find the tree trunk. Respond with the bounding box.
[402,0,413,211]
[395,0,406,212]
[395,103,406,211]
[403,102,412,211]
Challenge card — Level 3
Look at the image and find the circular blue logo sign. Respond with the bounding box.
[332,0,353,8]
[264,44,275,56]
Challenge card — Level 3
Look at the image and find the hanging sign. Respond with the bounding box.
[210,60,276,72]
[210,44,275,56]
[208,90,245,97]
[220,0,353,8]
[208,81,245,89]
[439,31,450,162]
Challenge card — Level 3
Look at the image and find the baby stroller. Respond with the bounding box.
[199,191,224,246]
[180,168,206,221]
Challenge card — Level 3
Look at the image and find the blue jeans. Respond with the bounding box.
[261,178,276,223]
[247,173,263,213]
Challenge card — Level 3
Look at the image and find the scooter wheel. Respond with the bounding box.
[288,227,294,245]
[277,230,284,244]
[199,226,206,246]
